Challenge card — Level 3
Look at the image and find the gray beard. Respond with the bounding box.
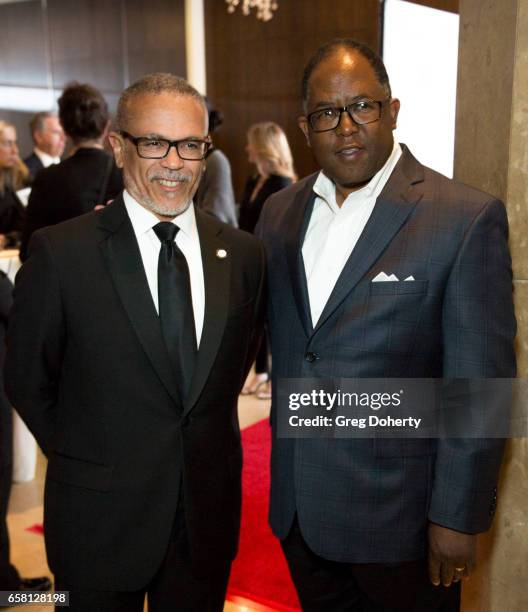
[125,179,192,219]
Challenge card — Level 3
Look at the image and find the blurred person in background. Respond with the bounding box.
[240,121,296,398]
[0,270,52,595]
[23,112,65,181]
[193,100,238,226]
[0,120,28,249]
[20,82,123,261]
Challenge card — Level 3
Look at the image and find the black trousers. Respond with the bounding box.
[281,518,460,612]
[0,400,20,591]
[55,502,231,612]
[255,327,269,375]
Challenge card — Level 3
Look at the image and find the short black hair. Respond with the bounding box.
[301,38,391,112]
[205,98,223,133]
[58,82,109,144]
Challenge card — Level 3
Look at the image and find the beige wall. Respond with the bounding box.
[455,1,528,610]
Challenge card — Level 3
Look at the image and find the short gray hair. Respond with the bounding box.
[115,73,206,130]
[29,111,56,140]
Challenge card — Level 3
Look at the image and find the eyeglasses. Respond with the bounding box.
[120,131,210,160]
[306,99,388,133]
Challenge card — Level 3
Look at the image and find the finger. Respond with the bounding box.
[428,550,441,586]
[462,558,476,580]
[441,561,455,587]
[452,566,465,583]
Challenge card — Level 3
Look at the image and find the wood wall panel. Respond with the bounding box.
[0,0,186,156]
[204,0,381,199]
[0,0,48,87]
[125,0,186,84]
[404,0,459,14]
[47,0,125,93]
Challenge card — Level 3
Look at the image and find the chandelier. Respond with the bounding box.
[226,0,279,22]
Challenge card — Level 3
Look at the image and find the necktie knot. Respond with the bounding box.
[153,221,179,243]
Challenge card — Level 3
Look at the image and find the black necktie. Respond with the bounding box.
[153,222,197,402]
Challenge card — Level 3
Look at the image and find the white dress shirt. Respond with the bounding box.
[34,147,61,167]
[302,142,402,327]
[123,190,205,346]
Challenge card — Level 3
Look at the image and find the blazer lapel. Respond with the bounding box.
[98,195,182,408]
[314,146,425,334]
[183,210,230,416]
[284,175,318,337]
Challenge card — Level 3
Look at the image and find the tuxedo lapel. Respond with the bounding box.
[284,175,318,337]
[314,147,425,334]
[97,195,182,408]
[183,210,230,416]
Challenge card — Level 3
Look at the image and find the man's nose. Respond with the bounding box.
[336,110,359,136]
[162,144,185,168]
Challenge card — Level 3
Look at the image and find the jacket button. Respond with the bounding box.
[305,352,319,363]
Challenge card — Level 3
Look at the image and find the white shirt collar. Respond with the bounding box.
[34,147,61,167]
[313,141,403,211]
[123,189,197,240]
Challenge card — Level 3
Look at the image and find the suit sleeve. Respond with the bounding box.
[199,153,237,226]
[20,170,51,262]
[5,231,65,455]
[241,239,267,383]
[428,198,516,533]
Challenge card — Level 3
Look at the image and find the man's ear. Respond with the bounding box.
[389,98,400,130]
[108,132,125,168]
[298,116,311,148]
[33,131,43,148]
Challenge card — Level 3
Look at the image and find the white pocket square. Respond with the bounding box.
[372,272,399,282]
[404,275,415,281]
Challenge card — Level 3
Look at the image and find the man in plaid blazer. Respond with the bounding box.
[256,39,516,612]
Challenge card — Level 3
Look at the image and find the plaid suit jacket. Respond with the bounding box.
[256,145,516,563]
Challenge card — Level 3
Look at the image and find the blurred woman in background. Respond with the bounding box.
[0,121,28,249]
[240,121,296,398]
[20,82,123,260]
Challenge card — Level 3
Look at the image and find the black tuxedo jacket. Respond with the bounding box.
[23,152,44,181]
[20,148,123,261]
[5,195,265,590]
[257,145,516,564]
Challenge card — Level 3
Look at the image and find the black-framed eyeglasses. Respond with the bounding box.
[120,131,211,160]
[306,99,389,133]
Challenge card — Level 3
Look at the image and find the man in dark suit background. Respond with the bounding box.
[256,39,516,611]
[20,85,123,262]
[6,73,265,612]
[23,112,65,181]
[0,271,51,595]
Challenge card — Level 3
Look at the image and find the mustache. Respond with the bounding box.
[149,171,191,183]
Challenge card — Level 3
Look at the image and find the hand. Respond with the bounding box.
[428,523,476,587]
[94,198,114,211]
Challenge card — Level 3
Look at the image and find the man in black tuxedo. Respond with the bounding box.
[6,73,265,612]
[23,112,64,181]
[256,40,516,611]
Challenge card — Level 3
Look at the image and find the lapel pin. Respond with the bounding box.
[216,248,227,259]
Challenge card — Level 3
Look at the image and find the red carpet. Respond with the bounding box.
[227,419,300,611]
